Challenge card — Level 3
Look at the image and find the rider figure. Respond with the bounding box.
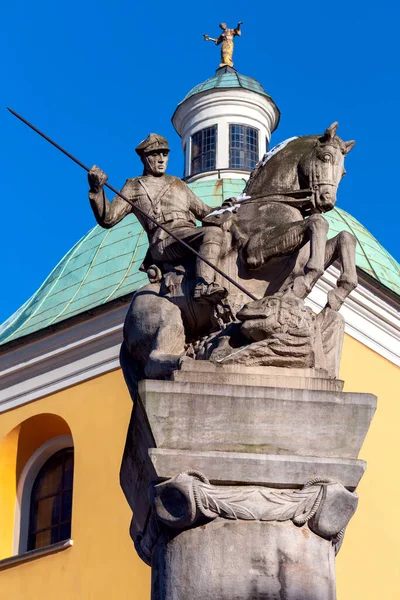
[88,133,227,303]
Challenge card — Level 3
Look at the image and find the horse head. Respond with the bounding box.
[299,122,355,212]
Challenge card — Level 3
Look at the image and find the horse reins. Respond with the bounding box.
[240,141,339,212]
[307,141,339,207]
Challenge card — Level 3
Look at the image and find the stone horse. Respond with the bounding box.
[121,122,356,390]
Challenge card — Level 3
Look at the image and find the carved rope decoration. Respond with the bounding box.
[136,471,358,565]
[154,471,357,549]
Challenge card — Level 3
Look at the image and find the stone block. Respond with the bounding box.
[120,375,375,538]
[148,448,366,490]
[138,379,376,459]
[173,362,344,391]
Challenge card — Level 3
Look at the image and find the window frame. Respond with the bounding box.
[27,447,74,551]
[190,125,218,176]
[14,435,74,555]
[183,142,187,178]
[229,124,260,171]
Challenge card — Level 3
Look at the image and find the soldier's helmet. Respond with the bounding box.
[135,133,170,157]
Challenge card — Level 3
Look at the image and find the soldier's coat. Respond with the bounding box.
[89,174,213,247]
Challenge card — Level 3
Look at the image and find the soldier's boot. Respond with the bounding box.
[193,236,227,303]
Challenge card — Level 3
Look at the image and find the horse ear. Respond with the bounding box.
[323,122,339,140]
[344,140,356,154]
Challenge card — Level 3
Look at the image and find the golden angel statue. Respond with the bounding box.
[203,22,243,68]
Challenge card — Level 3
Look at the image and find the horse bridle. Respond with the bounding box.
[307,141,339,207]
[240,140,340,214]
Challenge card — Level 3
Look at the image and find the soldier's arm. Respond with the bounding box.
[88,166,132,229]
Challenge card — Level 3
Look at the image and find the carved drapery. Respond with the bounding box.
[136,471,358,565]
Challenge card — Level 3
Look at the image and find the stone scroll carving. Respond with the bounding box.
[136,471,358,565]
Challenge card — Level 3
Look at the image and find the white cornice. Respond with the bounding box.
[0,270,398,414]
[177,94,278,137]
[187,170,249,183]
[306,266,400,366]
[0,305,125,413]
[173,88,280,137]
[175,89,278,178]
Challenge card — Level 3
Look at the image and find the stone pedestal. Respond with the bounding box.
[120,363,376,599]
[152,521,336,600]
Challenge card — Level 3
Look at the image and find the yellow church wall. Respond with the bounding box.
[0,332,398,599]
[0,426,19,560]
[337,335,400,599]
[15,413,71,481]
[0,369,150,600]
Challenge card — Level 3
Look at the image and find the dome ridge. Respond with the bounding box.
[182,67,273,103]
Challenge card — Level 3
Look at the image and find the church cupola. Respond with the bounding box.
[172,66,280,182]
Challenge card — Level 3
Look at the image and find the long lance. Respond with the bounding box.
[7,107,257,301]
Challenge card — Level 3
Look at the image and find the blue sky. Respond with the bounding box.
[1,0,399,323]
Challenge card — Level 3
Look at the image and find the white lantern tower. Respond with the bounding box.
[172,66,280,183]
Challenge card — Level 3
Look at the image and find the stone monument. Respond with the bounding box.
[86,39,376,599]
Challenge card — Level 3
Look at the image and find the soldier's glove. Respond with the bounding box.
[88,165,108,193]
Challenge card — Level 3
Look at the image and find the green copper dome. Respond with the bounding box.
[182,69,273,102]
[0,178,399,345]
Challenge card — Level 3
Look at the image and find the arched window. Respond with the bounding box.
[229,124,259,170]
[27,448,74,551]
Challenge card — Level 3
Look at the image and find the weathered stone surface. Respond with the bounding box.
[113,121,369,600]
[152,520,336,600]
[124,445,365,540]
[120,397,158,532]
[135,472,355,596]
[174,361,344,391]
[200,295,344,376]
[89,124,358,387]
[180,362,331,379]
[148,449,366,490]
[120,374,375,543]
[314,306,345,377]
[151,472,357,542]
[138,379,376,458]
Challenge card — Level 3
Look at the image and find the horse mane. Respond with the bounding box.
[245,136,319,197]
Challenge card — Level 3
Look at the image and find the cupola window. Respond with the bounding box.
[191,126,217,175]
[229,124,259,170]
[27,448,74,550]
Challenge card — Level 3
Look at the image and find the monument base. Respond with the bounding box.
[120,363,376,600]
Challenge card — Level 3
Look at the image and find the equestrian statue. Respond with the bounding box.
[87,122,356,392]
